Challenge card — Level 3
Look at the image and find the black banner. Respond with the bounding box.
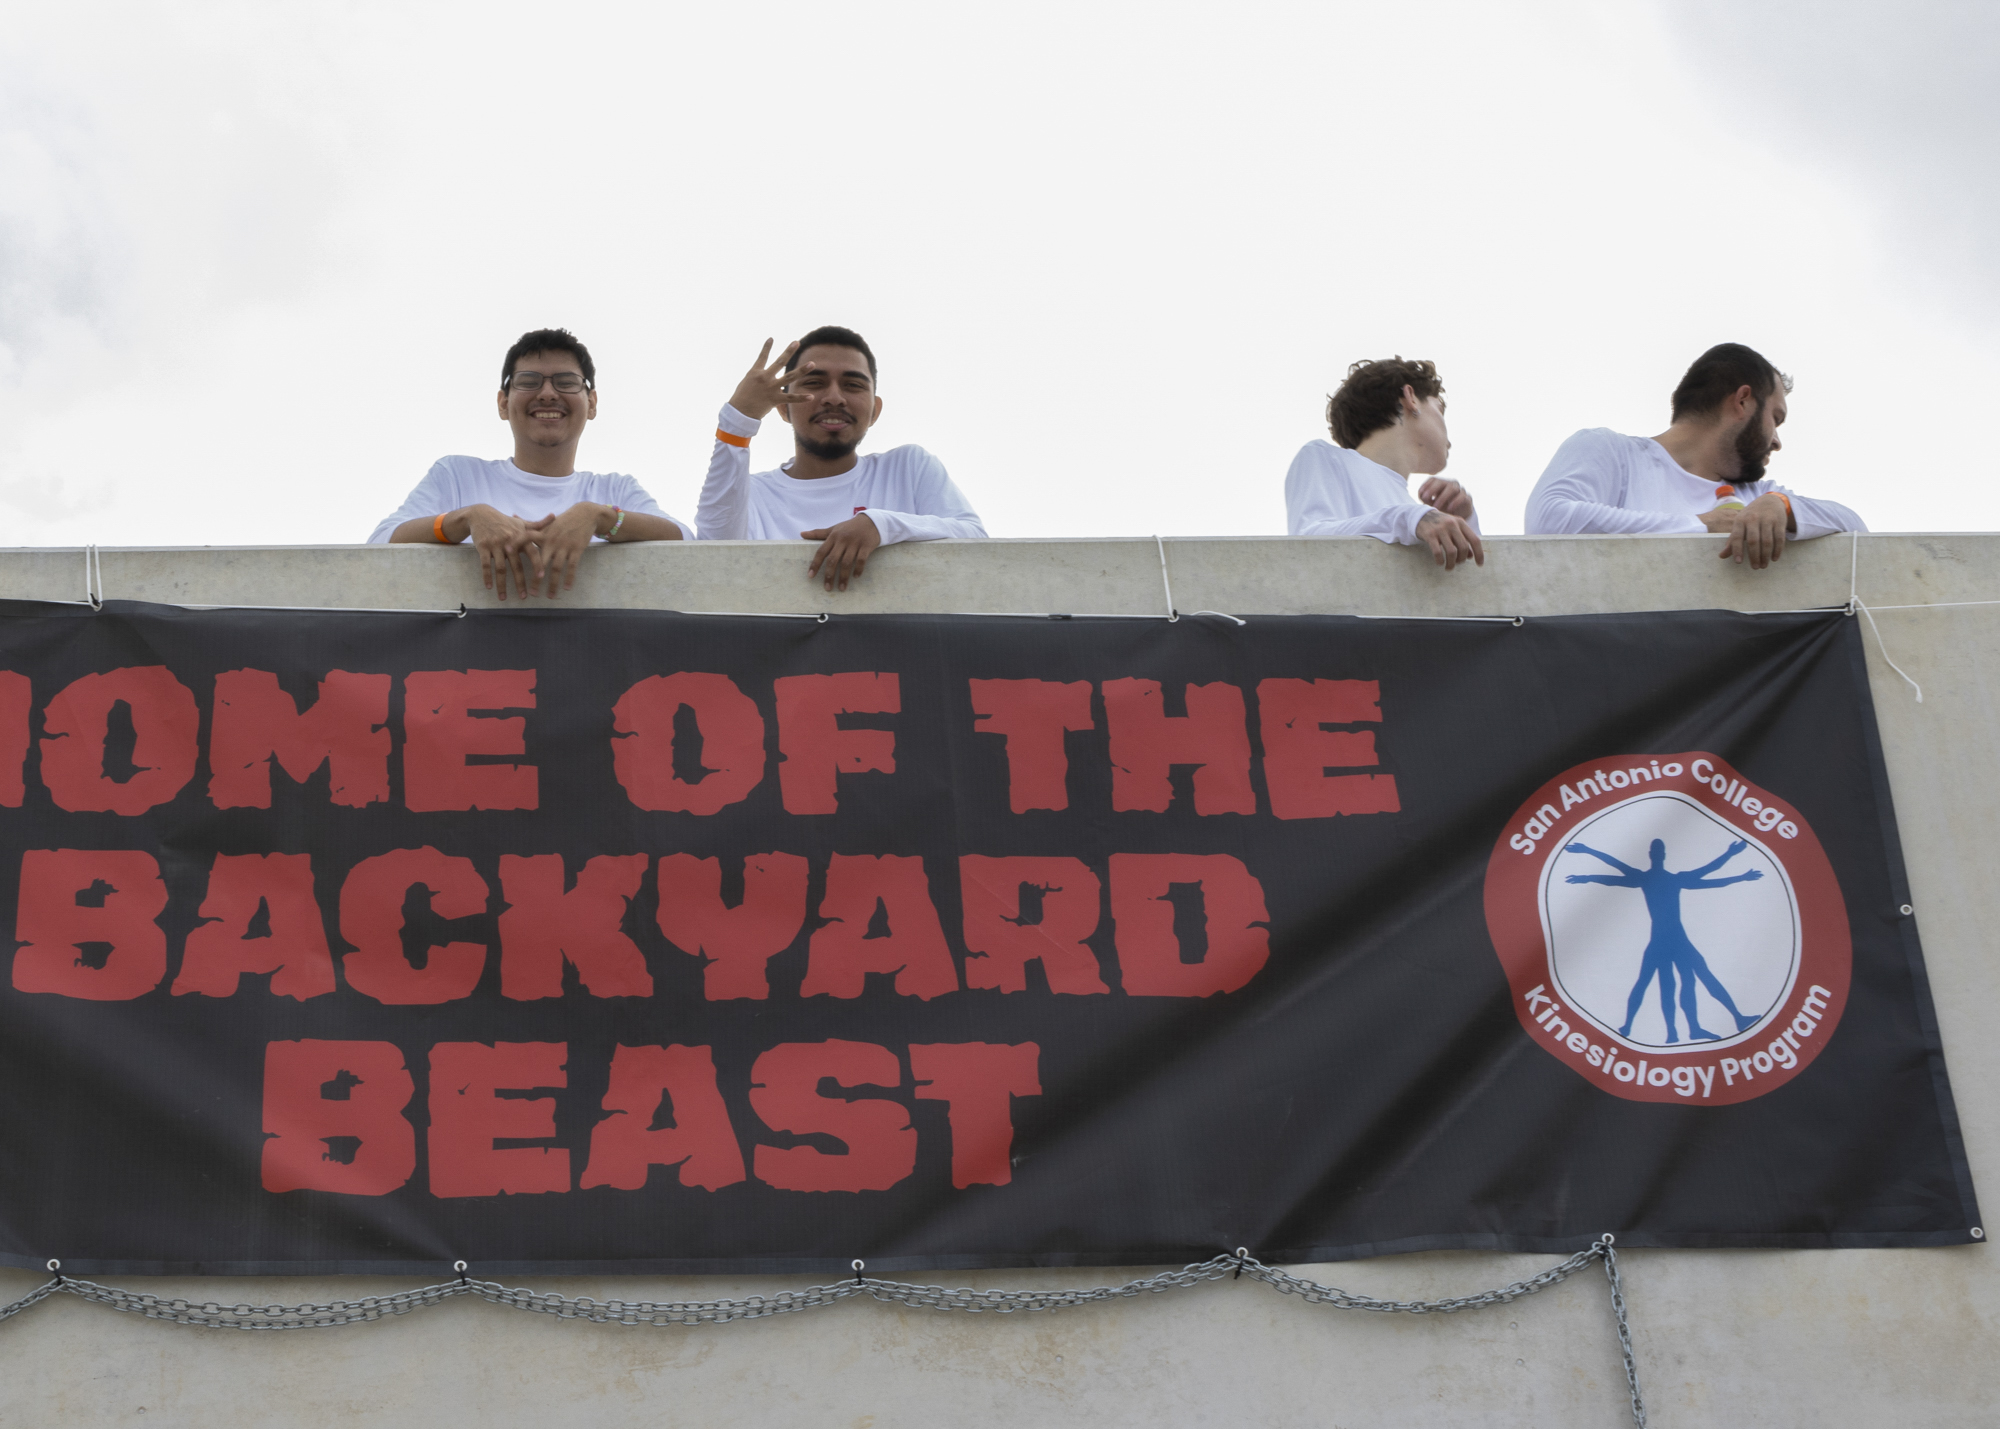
[0,601,1978,1274]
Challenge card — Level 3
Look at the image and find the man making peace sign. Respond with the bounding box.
[697,326,987,590]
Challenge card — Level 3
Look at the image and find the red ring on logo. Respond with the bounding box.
[1484,751,1850,1105]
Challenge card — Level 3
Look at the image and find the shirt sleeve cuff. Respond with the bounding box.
[718,404,761,439]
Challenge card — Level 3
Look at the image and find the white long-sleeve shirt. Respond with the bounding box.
[1524,429,1865,539]
[1284,441,1477,544]
[368,456,691,544]
[697,404,987,545]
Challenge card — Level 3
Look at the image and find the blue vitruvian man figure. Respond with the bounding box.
[1563,838,1765,1043]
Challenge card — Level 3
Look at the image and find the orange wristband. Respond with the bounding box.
[715,428,751,449]
[433,513,456,545]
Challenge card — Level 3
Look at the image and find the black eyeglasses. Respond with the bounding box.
[506,372,589,393]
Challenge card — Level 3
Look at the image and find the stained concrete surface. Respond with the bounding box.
[0,533,1994,1427]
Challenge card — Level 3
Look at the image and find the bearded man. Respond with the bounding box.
[1524,343,1864,568]
[697,325,986,591]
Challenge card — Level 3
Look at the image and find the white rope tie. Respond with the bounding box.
[1155,535,1177,621]
[1843,530,1924,703]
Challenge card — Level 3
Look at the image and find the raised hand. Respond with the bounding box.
[729,339,814,421]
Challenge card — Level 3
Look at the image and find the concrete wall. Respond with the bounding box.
[0,532,1994,1428]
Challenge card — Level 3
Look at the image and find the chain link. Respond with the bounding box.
[0,1242,1643,1425]
[1601,1239,1648,1428]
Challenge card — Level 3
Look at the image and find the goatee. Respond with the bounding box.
[798,433,858,462]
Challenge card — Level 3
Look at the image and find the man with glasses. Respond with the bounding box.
[699,326,985,591]
[371,327,691,599]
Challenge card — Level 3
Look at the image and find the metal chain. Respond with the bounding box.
[1601,1239,1648,1427]
[0,1242,1644,1424]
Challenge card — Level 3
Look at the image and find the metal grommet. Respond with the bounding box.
[1601,1234,1616,1247]
[46,1259,60,1273]
[1973,1228,1985,1241]
[1511,616,1525,627]
[816,613,831,624]
[454,1259,468,1273]
[851,1258,866,1285]
[1900,904,1914,916]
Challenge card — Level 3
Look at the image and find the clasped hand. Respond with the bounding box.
[467,503,603,600]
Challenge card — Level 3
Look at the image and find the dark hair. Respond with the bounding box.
[1669,343,1791,421]
[785,325,877,382]
[501,328,595,390]
[1324,357,1442,449]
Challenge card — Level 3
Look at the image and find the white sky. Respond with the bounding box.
[2,0,1996,546]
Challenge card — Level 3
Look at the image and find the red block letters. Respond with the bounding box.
[174,852,336,1000]
[428,1041,570,1197]
[12,849,169,1000]
[969,678,1093,812]
[656,852,809,1000]
[774,672,899,814]
[497,853,651,999]
[958,855,1108,994]
[611,672,767,813]
[910,1042,1041,1187]
[1109,852,1271,997]
[339,847,489,1004]
[750,1040,917,1192]
[40,667,199,815]
[261,1039,416,1195]
[403,669,538,811]
[802,854,959,1000]
[1256,678,1400,819]
[1102,678,1255,815]
[580,1044,747,1191]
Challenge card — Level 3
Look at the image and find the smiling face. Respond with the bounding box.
[782,345,881,461]
[497,349,597,454]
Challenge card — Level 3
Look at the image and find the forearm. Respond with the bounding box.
[864,509,988,544]
[1782,493,1867,540]
[601,510,684,542]
[1295,505,1424,545]
[695,405,759,540]
[389,507,487,544]
[1525,488,1706,536]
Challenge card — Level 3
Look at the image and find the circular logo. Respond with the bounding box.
[1484,752,1850,1105]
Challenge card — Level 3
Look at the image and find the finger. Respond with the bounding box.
[1468,527,1486,567]
[753,337,773,370]
[478,543,494,591]
[765,340,800,375]
[800,529,830,540]
[808,537,834,577]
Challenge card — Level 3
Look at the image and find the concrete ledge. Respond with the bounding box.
[1,531,1989,618]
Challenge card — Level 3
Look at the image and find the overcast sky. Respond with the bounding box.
[2,0,1995,547]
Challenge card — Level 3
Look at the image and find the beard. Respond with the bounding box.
[796,431,860,462]
[1730,401,1772,485]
